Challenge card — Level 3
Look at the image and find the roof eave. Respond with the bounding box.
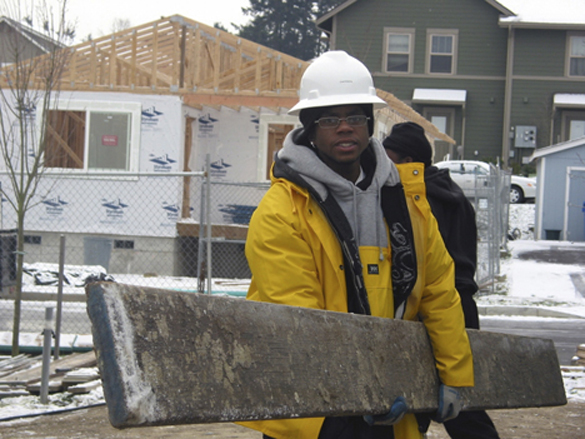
[530,136,585,160]
[484,0,516,16]
[315,0,359,33]
[498,19,585,30]
[0,16,65,51]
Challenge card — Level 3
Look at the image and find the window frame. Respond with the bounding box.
[382,27,415,74]
[561,110,585,141]
[40,100,142,173]
[257,114,300,181]
[422,107,456,137]
[566,32,585,77]
[426,29,458,75]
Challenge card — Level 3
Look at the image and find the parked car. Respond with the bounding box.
[434,160,537,204]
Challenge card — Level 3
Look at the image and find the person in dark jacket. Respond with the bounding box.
[383,121,500,439]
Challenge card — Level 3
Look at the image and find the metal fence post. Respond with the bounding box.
[54,235,65,360]
[197,183,206,294]
[40,306,54,404]
[205,154,212,295]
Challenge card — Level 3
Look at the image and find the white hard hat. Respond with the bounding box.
[288,51,387,116]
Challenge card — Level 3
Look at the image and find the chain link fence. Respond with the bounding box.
[0,166,509,352]
[0,171,209,351]
[473,165,511,292]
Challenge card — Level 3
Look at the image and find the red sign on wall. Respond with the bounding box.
[102,135,118,146]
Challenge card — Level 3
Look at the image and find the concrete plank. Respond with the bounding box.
[86,282,566,429]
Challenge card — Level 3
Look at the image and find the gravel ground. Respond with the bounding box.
[1,402,584,438]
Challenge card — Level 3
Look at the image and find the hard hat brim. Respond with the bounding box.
[288,93,387,116]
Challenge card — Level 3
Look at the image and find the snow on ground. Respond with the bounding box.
[476,204,585,318]
[0,386,104,422]
[1,203,585,420]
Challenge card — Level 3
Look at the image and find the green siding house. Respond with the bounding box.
[0,17,63,66]
[316,0,585,169]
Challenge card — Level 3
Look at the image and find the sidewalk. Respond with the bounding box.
[476,239,585,319]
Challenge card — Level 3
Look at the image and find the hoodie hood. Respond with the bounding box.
[277,128,400,198]
[274,128,400,249]
[424,166,468,205]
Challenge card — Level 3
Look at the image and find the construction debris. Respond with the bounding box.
[0,351,100,398]
[571,343,585,366]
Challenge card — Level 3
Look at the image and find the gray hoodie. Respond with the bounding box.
[277,128,401,253]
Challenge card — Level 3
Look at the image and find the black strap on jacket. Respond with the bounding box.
[317,194,371,315]
[381,184,417,315]
[272,152,417,316]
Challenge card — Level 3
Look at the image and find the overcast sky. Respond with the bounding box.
[10,0,585,44]
[16,0,251,42]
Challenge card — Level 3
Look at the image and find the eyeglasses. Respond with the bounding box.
[314,115,370,129]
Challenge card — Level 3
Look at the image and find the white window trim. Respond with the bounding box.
[38,100,142,173]
[382,27,415,74]
[257,114,300,182]
[426,29,458,75]
[565,32,585,77]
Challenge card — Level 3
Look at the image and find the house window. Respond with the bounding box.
[423,107,457,160]
[266,124,294,179]
[43,100,141,172]
[568,34,585,76]
[427,30,458,74]
[258,114,300,181]
[384,28,414,73]
[423,107,455,136]
[562,110,585,141]
[88,112,131,170]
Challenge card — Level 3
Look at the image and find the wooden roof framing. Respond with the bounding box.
[60,15,307,98]
[0,14,454,143]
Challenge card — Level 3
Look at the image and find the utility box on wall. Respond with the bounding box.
[515,126,537,148]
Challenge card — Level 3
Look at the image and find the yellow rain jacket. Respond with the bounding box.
[241,149,473,438]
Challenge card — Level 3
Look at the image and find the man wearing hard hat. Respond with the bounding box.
[242,51,474,439]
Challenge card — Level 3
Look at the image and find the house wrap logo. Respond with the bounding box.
[250,114,259,134]
[149,153,176,172]
[18,101,36,122]
[198,113,218,134]
[141,106,163,126]
[161,202,193,224]
[162,202,179,221]
[101,198,128,219]
[210,158,231,177]
[41,196,68,216]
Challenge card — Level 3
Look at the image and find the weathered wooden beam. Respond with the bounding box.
[213,30,221,91]
[86,283,566,429]
[182,92,299,109]
[45,124,84,168]
[151,23,158,89]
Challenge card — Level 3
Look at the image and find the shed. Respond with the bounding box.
[530,136,585,241]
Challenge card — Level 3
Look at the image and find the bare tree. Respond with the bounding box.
[111,17,131,34]
[0,0,74,355]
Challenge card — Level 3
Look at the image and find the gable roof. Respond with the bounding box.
[0,16,64,59]
[530,136,585,161]
[316,0,585,32]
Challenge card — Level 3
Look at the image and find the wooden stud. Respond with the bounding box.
[255,47,262,94]
[213,30,221,92]
[151,23,159,89]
